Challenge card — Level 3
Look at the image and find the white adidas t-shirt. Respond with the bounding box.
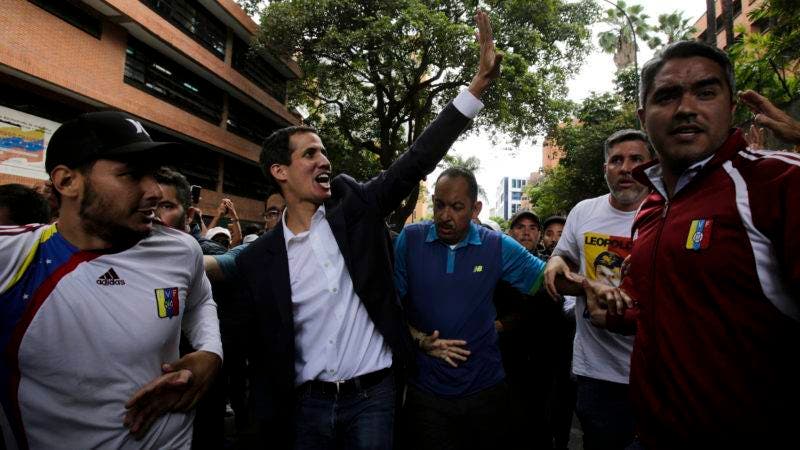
[0,224,222,450]
[553,194,636,384]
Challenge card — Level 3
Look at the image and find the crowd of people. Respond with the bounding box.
[2,9,800,450]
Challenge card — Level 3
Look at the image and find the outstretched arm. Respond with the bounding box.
[366,10,503,216]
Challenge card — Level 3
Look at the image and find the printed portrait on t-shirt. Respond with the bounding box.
[582,232,632,287]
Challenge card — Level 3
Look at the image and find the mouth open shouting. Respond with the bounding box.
[314,171,332,196]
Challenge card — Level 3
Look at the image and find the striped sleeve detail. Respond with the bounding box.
[722,160,799,321]
[6,250,101,450]
[1,225,57,295]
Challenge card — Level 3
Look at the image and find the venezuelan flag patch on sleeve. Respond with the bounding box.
[154,287,180,318]
[685,219,713,251]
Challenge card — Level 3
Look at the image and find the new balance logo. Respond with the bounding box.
[97,268,126,286]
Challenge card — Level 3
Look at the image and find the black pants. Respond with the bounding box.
[403,382,511,450]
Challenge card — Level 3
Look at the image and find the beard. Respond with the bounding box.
[606,176,648,208]
[79,179,151,249]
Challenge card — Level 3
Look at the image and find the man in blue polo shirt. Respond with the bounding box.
[394,167,554,450]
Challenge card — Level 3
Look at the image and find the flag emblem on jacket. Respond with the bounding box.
[686,219,713,251]
[155,287,180,318]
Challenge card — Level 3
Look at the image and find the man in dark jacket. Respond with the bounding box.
[235,10,501,449]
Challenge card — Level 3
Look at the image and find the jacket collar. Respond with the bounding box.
[633,128,746,198]
[425,221,483,249]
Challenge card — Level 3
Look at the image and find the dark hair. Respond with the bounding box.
[243,224,261,236]
[436,167,479,203]
[0,184,51,225]
[50,159,96,202]
[259,125,318,191]
[154,167,191,212]
[604,129,654,160]
[639,40,735,107]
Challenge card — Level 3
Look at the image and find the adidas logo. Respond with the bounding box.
[97,268,126,286]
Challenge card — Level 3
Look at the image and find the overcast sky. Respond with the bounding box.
[425,0,708,218]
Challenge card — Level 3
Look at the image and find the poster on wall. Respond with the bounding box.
[0,105,61,180]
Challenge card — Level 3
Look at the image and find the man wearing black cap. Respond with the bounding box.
[506,210,543,256]
[0,111,222,449]
[495,209,562,448]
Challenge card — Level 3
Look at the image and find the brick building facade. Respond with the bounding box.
[0,0,301,225]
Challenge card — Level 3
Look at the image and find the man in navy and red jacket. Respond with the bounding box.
[583,40,800,449]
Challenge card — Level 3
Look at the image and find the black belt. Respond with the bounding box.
[299,368,392,398]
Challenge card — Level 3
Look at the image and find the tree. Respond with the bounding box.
[527,87,638,218]
[727,0,799,124]
[597,0,652,71]
[254,0,597,228]
[437,154,488,201]
[438,154,481,173]
[488,215,509,232]
[705,0,717,46]
[645,11,696,50]
[235,0,265,17]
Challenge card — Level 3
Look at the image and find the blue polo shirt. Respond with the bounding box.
[394,221,545,397]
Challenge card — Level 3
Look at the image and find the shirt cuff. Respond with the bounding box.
[452,89,484,119]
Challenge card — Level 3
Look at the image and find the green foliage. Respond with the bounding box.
[645,11,695,50]
[727,0,799,124]
[254,0,598,226]
[597,0,652,70]
[438,154,481,172]
[488,215,509,232]
[528,92,638,218]
[613,65,640,105]
[235,0,264,17]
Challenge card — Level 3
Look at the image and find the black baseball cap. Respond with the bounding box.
[45,111,182,174]
[509,210,540,228]
[542,215,566,230]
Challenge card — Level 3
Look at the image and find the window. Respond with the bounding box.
[29,0,102,38]
[222,156,272,199]
[124,37,223,124]
[141,0,227,59]
[232,36,288,103]
[512,191,522,200]
[733,0,742,18]
[227,96,281,144]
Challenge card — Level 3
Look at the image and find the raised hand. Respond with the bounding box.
[739,90,800,146]
[468,9,503,98]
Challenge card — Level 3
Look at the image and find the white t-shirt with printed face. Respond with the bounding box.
[0,224,222,450]
[553,194,636,384]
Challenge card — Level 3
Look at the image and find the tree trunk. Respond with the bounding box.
[705,0,717,46]
[722,0,734,49]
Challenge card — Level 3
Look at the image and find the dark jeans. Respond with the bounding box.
[294,372,395,450]
[550,309,577,449]
[403,381,511,450]
[575,375,635,450]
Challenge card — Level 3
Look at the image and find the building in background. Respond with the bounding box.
[519,170,544,211]
[542,135,565,171]
[0,0,301,225]
[693,0,766,50]
[495,176,527,221]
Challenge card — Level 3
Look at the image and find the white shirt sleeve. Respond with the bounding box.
[182,242,223,360]
[452,89,484,119]
[0,225,43,294]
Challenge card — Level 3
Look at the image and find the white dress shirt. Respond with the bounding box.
[284,89,484,385]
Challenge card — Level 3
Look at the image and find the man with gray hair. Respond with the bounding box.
[543,128,653,450]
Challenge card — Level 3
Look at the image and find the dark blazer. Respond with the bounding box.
[236,101,472,446]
